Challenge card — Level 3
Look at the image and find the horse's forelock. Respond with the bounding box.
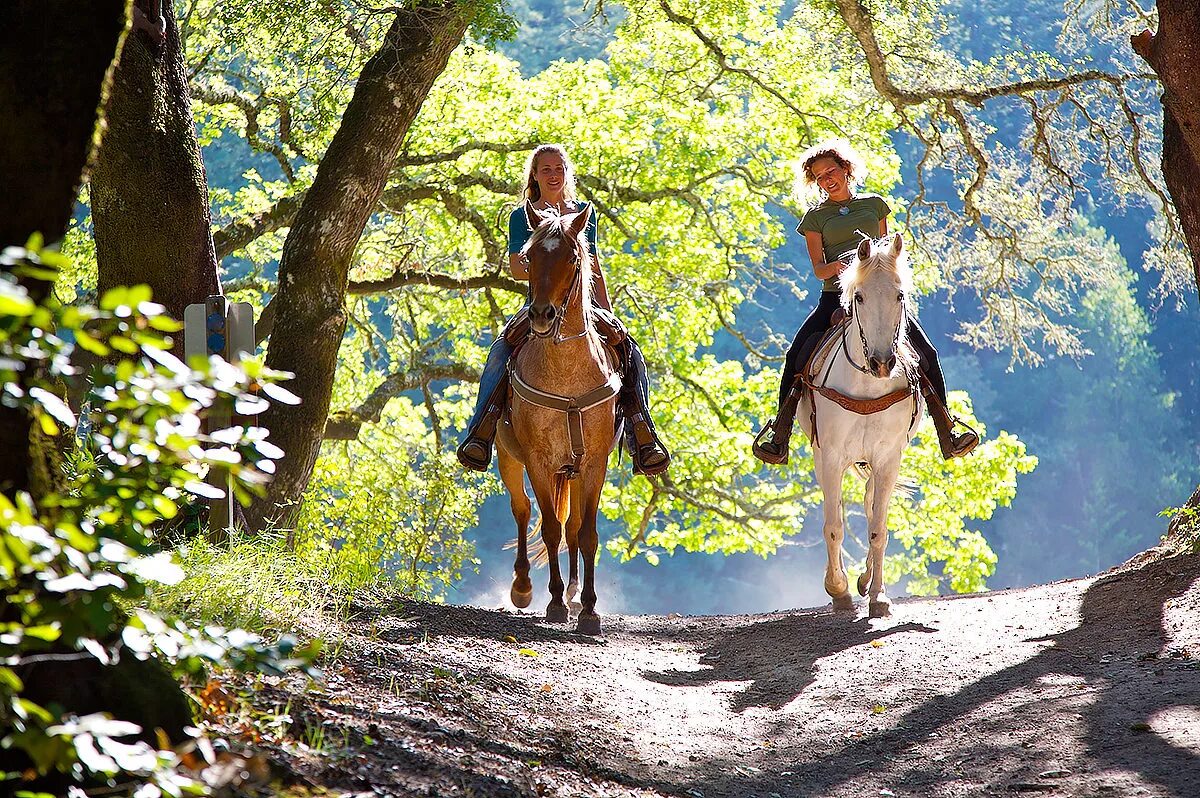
[839,240,913,310]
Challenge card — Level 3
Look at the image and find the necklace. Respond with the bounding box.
[828,194,856,216]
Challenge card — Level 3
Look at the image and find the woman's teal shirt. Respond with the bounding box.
[509,201,599,256]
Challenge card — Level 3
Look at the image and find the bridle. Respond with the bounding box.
[841,292,909,378]
[527,235,590,345]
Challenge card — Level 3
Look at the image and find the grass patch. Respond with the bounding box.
[144,530,354,637]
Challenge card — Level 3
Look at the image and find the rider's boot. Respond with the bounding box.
[456,375,507,471]
[753,378,804,465]
[921,379,979,459]
[619,340,670,476]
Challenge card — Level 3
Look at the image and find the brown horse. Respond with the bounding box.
[495,202,621,636]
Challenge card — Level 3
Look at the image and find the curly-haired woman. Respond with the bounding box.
[752,138,979,464]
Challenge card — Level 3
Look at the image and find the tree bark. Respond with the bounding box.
[1133,1,1200,527]
[0,1,128,496]
[246,3,476,530]
[91,0,222,341]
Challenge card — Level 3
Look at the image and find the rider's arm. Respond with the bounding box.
[807,231,841,282]
[509,251,529,280]
[508,206,532,280]
[591,255,613,311]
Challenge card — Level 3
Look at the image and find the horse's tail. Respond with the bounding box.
[552,471,571,527]
[851,461,918,500]
[503,515,551,568]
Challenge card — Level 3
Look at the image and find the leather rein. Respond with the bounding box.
[803,301,920,449]
[511,229,620,479]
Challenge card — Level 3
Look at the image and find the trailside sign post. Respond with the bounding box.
[184,296,254,542]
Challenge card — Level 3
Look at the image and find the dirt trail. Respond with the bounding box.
[239,546,1200,797]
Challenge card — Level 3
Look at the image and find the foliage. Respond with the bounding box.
[167,0,1038,594]
[0,240,314,792]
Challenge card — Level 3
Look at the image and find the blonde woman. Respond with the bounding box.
[753,139,978,464]
[457,144,670,476]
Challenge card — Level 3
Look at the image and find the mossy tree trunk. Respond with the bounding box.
[91,0,222,345]
[0,1,128,495]
[1132,1,1200,533]
[0,6,192,787]
[246,3,477,531]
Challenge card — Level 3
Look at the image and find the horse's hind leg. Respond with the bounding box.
[565,488,583,614]
[858,471,875,598]
[498,447,533,609]
[531,474,568,623]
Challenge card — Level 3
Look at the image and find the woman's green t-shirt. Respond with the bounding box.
[796,194,891,292]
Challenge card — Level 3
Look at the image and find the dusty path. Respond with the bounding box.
[238,546,1200,797]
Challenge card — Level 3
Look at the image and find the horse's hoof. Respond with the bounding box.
[857,571,870,597]
[569,600,583,615]
[511,585,533,609]
[869,600,892,619]
[825,575,849,598]
[832,593,856,613]
[546,602,569,624]
[575,613,602,635]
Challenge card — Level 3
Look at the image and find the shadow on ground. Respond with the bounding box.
[643,613,935,712]
[653,550,1200,797]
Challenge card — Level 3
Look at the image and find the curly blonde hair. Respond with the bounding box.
[795,138,868,200]
[522,144,579,203]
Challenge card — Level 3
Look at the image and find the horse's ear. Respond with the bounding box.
[856,237,873,261]
[890,233,904,256]
[566,202,593,238]
[523,199,543,228]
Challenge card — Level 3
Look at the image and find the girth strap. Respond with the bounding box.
[510,369,622,479]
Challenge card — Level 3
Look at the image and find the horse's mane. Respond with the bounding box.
[838,236,914,313]
[523,210,595,311]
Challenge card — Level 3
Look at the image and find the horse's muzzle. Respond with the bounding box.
[529,302,557,337]
[869,355,897,378]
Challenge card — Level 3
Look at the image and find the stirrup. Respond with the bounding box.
[752,420,788,465]
[627,417,670,476]
[456,437,492,471]
[946,417,980,459]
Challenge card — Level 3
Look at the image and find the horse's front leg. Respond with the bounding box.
[498,447,533,609]
[531,475,568,623]
[815,452,853,612]
[865,456,901,618]
[574,464,606,635]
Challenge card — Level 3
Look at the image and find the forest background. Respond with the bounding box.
[61,0,1200,614]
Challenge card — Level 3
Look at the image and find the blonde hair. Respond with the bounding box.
[522,144,579,203]
[795,138,868,201]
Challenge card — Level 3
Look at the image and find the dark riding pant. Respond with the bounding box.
[465,335,512,432]
[778,291,949,407]
[779,291,841,407]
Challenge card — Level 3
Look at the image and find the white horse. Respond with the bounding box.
[798,234,923,618]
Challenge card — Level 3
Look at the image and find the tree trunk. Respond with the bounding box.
[0,1,128,496]
[1133,0,1200,288]
[92,0,221,342]
[1133,1,1200,530]
[246,3,476,530]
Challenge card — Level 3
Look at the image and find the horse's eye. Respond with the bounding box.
[897,293,904,303]
[854,293,863,304]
